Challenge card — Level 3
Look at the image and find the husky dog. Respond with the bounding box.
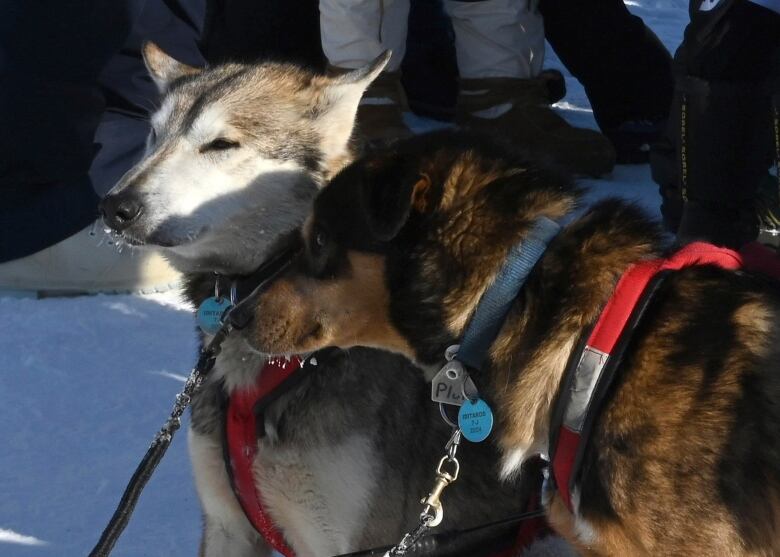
[238,130,780,556]
[100,44,544,557]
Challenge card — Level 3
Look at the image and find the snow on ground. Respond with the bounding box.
[0,3,687,556]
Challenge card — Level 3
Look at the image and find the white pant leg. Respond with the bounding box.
[445,0,544,79]
[320,0,410,71]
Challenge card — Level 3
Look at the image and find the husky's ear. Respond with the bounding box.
[142,42,201,92]
[360,157,431,242]
[314,51,392,167]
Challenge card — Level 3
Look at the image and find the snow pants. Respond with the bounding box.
[319,0,544,78]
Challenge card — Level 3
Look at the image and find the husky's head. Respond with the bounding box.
[100,43,389,273]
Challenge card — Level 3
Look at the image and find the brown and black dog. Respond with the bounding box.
[235,130,780,556]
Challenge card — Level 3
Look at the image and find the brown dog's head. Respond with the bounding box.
[236,131,577,365]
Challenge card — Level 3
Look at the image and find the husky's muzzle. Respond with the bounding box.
[227,237,302,330]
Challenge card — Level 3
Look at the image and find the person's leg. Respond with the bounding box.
[201,0,323,69]
[320,0,409,71]
[401,0,459,122]
[320,0,412,143]
[0,0,200,294]
[0,0,140,264]
[652,0,780,248]
[540,0,673,163]
[446,0,544,81]
[448,0,615,177]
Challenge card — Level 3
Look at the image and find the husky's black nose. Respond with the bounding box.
[100,193,143,231]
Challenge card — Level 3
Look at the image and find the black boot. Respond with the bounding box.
[661,77,776,248]
[653,76,778,249]
[651,0,780,249]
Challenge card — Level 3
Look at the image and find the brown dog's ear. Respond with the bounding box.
[142,42,201,92]
[362,159,431,241]
[411,174,432,213]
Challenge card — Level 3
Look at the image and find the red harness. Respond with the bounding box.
[225,356,303,557]
[550,242,743,511]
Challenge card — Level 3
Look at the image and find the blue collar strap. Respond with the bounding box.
[456,216,562,371]
[431,217,561,443]
[434,216,562,443]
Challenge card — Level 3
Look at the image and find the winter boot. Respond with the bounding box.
[651,0,780,248]
[651,76,776,249]
[0,223,181,297]
[329,65,412,147]
[456,76,616,177]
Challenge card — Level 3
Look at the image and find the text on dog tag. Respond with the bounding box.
[197,297,233,335]
[431,360,468,406]
[458,398,493,442]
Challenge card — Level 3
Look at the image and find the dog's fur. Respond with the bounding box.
[102,46,535,557]
[242,131,780,556]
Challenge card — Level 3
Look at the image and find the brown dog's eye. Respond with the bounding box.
[199,138,240,153]
[307,225,340,278]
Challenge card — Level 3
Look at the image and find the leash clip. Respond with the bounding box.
[420,430,461,528]
[421,457,458,527]
[386,428,463,555]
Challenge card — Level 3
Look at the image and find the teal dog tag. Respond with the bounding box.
[197,297,233,335]
[458,398,493,442]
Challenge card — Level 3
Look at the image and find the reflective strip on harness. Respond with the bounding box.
[551,242,743,512]
[226,357,302,557]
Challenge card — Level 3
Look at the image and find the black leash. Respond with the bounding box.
[88,326,231,557]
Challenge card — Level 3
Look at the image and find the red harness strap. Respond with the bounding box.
[226,356,302,557]
[551,242,743,512]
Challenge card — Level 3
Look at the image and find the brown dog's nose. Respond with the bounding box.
[100,193,143,231]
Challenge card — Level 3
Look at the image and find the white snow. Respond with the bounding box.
[0,3,687,556]
[0,529,48,547]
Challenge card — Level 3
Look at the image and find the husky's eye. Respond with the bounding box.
[199,138,240,153]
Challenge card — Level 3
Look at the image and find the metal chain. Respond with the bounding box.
[385,429,462,557]
[89,324,232,557]
[155,326,229,442]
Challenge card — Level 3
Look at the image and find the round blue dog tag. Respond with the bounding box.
[458,398,494,442]
[197,297,233,335]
